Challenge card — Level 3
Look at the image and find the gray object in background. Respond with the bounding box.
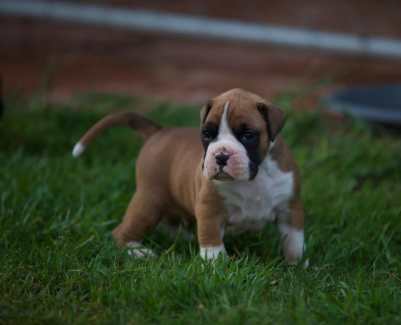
[325,85,401,124]
[1,0,401,58]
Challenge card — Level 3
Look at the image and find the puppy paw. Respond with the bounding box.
[126,241,157,258]
[286,257,310,268]
[200,244,226,261]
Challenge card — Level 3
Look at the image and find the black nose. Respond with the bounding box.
[215,153,229,166]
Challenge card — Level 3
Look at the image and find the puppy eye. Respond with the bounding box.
[239,131,257,143]
[202,128,217,141]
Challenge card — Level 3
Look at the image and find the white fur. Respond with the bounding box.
[303,258,310,269]
[270,139,276,148]
[72,142,85,157]
[278,224,304,264]
[126,241,156,258]
[215,156,294,234]
[218,102,234,139]
[200,244,226,260]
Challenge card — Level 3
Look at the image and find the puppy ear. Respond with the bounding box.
[200,100,213,125]
[256,103,286,142]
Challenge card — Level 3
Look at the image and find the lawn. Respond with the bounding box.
[1,93,400,324]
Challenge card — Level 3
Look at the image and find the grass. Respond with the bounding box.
[1,92,400,324]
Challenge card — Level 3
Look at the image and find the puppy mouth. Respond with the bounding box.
[212,169,234,181]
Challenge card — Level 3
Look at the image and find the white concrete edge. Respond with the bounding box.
[1,0,401,58]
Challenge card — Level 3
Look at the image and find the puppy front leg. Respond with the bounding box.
[278,199,305,265]
[195,204,226,260]
[197,217,226,260]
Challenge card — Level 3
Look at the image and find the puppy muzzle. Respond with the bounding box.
[203,142,250,181]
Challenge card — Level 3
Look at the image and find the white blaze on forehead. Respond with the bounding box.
[214,100,247,156]
[218,101,232,138]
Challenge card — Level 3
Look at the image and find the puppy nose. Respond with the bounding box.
[215,153,229,166]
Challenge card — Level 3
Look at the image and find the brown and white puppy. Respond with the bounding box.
[72,89,305,264]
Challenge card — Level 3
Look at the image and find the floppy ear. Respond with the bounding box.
[200,100,213,125]
[256,103,286,142]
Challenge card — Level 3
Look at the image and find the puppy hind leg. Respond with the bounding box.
[112,190,162,257]
[278,199,305,265]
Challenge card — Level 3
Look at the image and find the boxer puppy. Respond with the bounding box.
[72,89,305,264]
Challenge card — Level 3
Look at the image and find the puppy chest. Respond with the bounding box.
[224,194,276,233]
[215,163,294,233]
[224,189,276,232]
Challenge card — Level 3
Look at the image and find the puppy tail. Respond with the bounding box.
[72,111,161,157]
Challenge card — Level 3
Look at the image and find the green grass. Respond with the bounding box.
[1,93,400,324]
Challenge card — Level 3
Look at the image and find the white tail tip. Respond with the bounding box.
[72,142,85,157]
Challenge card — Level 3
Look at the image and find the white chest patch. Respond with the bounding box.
[214,156,294,234]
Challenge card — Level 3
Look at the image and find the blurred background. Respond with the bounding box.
[1,0,401,112]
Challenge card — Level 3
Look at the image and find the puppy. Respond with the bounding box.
[73,89,305,264]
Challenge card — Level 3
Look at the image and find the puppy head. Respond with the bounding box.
[200,88,285,181]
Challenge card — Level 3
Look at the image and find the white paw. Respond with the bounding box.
[279,224,305,265]
[126,241,156,258]
[200,244,226,261]
[303,258,310,269]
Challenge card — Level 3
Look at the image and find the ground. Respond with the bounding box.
[0,93,400,324]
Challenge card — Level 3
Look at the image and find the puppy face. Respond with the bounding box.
[201,89,285,181]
